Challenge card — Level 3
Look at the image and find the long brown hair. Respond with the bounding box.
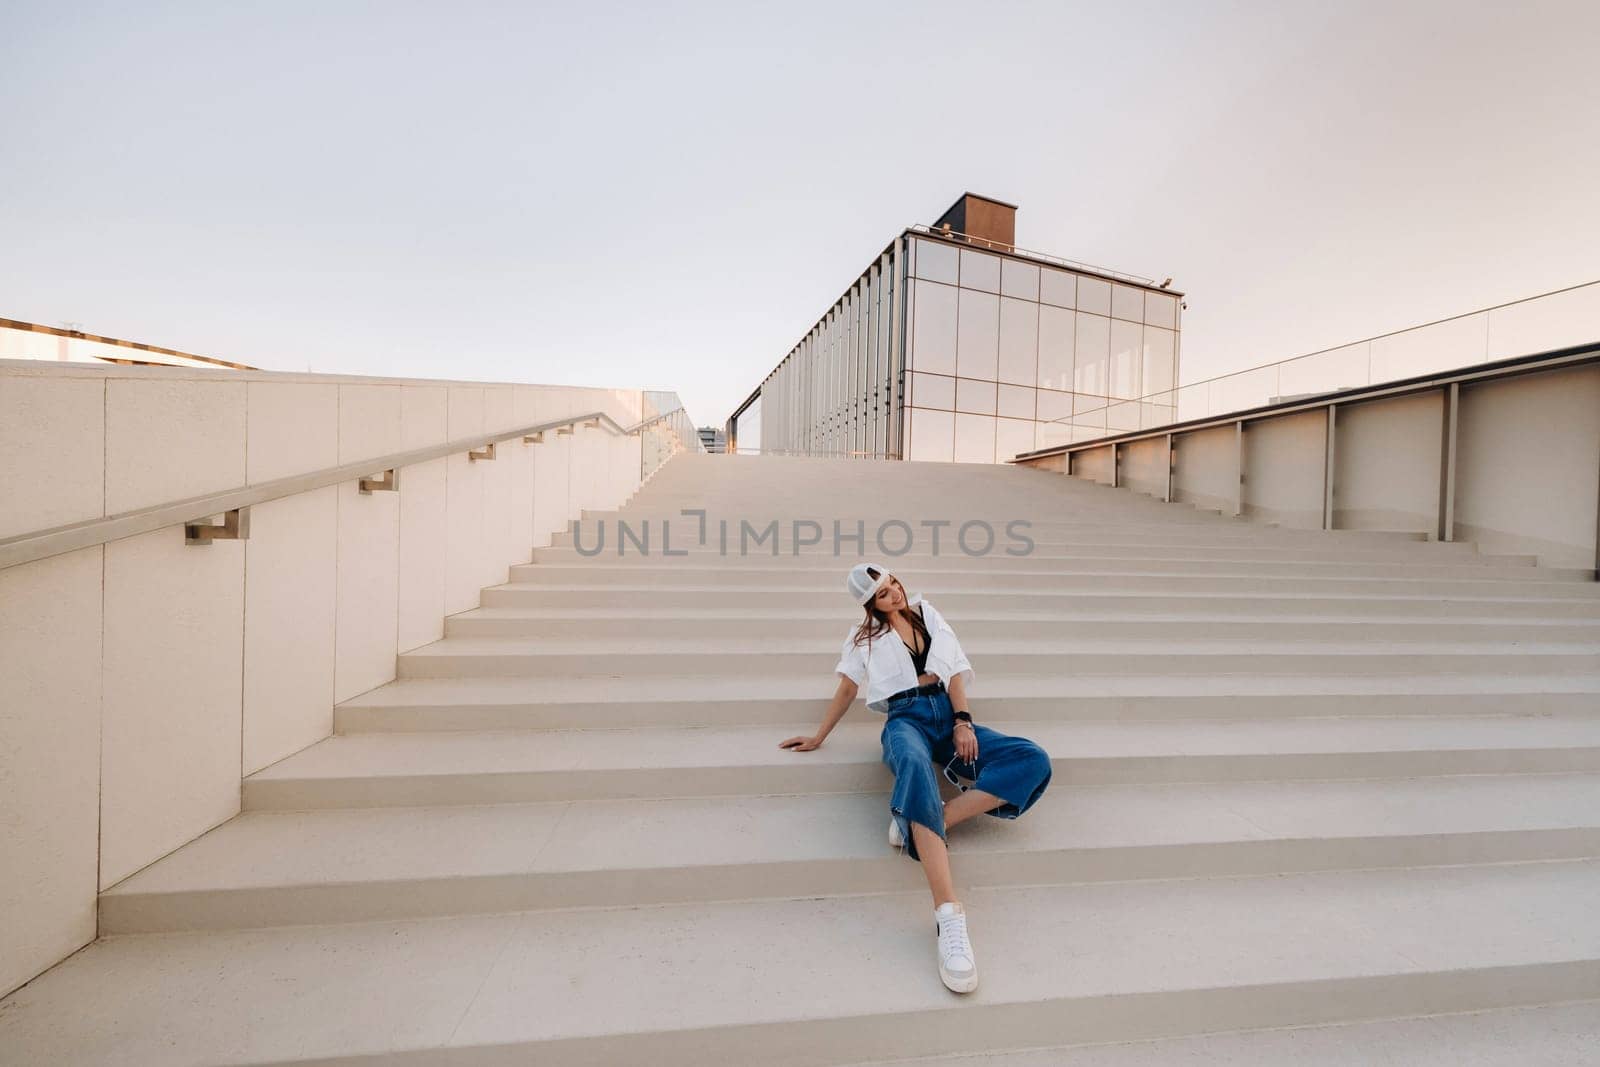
[850,568,930,652]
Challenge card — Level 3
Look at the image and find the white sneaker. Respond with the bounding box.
[934,901,978,993]
[889,815,904,849]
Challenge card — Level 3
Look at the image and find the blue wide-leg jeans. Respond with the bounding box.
[880,684,1053,862]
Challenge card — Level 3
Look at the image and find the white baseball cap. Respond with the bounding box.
[846,561,892,605]
[847,562,923,609]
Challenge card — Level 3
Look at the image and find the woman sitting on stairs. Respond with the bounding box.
[779,563,1054,994]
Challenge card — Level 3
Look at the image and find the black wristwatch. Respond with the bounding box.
[953,711,973,724]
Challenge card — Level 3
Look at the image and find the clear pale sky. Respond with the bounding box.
[3,1,1597,430]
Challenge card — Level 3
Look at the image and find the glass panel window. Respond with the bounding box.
[956,289,999,380]
[1037,421,1071,449]
[1037,305,1076,391]
[1077,275,1111,317]
[997,383,1036,420]
[1040,267,1076,308]
[913,238,959,285]
[1141,393,1177,429]
[1070,417,1107,443]
[998,297,1038,386]
[1107,399,1141,433]
[1144,291,1178,329]
[1000,259,1040,300]
[1074,313,1110,395]
[955,378,997,415]
[910,280,958,376]
[1175,382,1209,422]
[910,371,955,410]
[1074,391,1111,413]
[1111,283,1144,323]
[1109,319,1143,399]
[1141,327,1177,396]
[1071,396,1109,439]
[995,417,1037,462]
[1036,388,1072,422]
[953,413,996,463]
[959,249,1001,293]
[908,408,954,462]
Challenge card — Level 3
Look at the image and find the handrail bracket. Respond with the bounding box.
[358,469,400,494]
[185,507,251,546]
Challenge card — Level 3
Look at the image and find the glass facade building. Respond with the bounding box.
[728,195,1182,463]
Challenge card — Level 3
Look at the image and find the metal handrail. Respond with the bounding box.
[1049,277,1600,428]
[0,406,690,571]
[1011,344,1600,461]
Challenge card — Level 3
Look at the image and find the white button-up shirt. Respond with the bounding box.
[833,594,975,713]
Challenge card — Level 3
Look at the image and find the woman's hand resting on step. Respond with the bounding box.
[778,734,824,751]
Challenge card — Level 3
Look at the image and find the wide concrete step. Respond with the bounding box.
[581,504,1233,522]
[11,862,1600,1064]
[576,515,1431,542]
[243,716,1600,809]
[835,1001,1600,1066]
[536,542,1512,568]
[444,605,1600,642]
[499,566,1600,595]
[101,774,1600,932]
[547,524,1465,554]
[335,673,1600,731]
[556,516,1442,536]
[478,584,1600,616]
[395,636,1600,678]
[611,509,1221,525]
[508,555,1570,582]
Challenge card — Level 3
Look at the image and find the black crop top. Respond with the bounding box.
[900,612,930,675]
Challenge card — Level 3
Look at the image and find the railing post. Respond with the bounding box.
[1110,443,1119,488]
[1323,405,1337,530]
[1164,433,1174,503]
[1233,421,1244,517]
[1437,383,1459,542]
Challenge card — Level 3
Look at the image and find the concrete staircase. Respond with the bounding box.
[4,452,1600,1065]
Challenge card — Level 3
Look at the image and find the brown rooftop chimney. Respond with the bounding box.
[931,193,1017,251]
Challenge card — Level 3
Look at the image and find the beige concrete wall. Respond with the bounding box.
[1333,392,1443,532]
[0,360,672,997]
[1172,425,1238,511]
[1074,443,1115,484]
[1122,437,1168,499]
[1020,361,1600,570]
[444,387,487,615]
[397,458,448,654]
[1242,410,1327,529]
[1455,364,1600,567]
[101,525,246,889]
[334,478,402,702]
[0,547,102,998]
[532,433,573,549]
[0,376,104,539]
[243,488,338,775]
